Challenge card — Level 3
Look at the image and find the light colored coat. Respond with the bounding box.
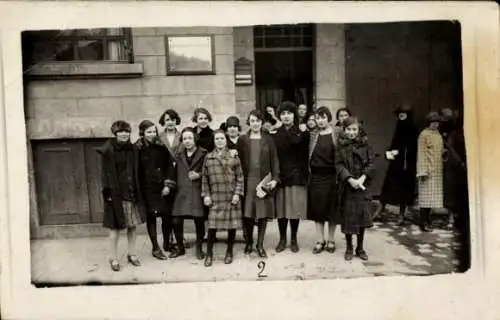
[416,128,444,208]
[201,148,244,230]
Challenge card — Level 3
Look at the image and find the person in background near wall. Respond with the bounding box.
[262,111,279,135]
[273,101,310,253]
[237,109,280,258]
[297,104,308,124]
[416,112,444,232]
[305,112,317,132]
[220,116,241,150]
[265,104,280,125]
[375,103,418,224]
[334,107,353,140]
[158,108,189,250]
[170,127,208,260]
[193,107,215,153]
[440,108,460,229]
[335,116,376,261]
[98,121,146,272]
[135,120,176,260]
[201,130,245,267]
[307,107,340,254]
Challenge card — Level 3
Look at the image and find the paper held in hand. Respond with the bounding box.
[256,173,272,199]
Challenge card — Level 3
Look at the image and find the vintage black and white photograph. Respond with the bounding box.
[22,21,470,286]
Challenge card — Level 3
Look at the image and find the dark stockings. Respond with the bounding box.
[206,229,216,256]
[194,217,206,259]
[277,218,288,242]
[290,219,299,242]
[243,218,254,254]
[419,208,432,231]
[345,228,365,251]
[257,219,267,248]
[146,215,160,251]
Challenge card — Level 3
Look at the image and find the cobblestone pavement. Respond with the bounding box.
[31,205,464,286]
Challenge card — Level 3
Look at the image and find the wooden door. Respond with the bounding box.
[84,140,107,223]
[346,22,461,196]
[34,141,91,225]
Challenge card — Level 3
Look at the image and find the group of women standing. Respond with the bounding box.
[99,100,467,272]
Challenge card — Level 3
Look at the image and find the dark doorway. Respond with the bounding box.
[345,21,463,196]
[253,24,315,110]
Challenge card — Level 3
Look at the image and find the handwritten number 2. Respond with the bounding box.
[257,261,267,278]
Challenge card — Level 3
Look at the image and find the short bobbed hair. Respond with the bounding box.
[315,106,333,123]
[192,107,213,123]
[246,109,265,126]
[159,109,181,126]
[138,120,158,137]
[180,127,199,144]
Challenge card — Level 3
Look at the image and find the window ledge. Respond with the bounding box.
[26,62,144,80]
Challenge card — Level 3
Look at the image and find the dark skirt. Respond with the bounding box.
[142,184,174,218]
[307,170,338,223]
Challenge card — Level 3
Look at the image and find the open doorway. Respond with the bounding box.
[253,24,315,111]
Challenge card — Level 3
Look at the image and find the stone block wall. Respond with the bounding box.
[25,27,237,142]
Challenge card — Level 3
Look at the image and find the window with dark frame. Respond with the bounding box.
[165,35,216,76]
[253,24,314,51]
[22,28,133,67]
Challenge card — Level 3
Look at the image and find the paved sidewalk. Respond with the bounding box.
[31,207,463,285]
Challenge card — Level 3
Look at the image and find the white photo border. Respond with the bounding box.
[1,1,499,319]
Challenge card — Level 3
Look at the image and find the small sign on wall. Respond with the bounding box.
[234,57,254,86]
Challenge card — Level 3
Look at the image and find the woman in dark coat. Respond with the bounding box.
[335,116,376,261]
[273,101,310,253]
[236,109,280,258]
[375,104,418,224]
[170,127,208,260]
[193,107,215,153]
[308,106,340,254]
[135,120,176,260]
[201,130,244,267]
[98,120,146,272]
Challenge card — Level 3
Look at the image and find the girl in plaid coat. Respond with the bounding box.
[416,112,444,232]
[201,130,244,267]
[335,116,376,261]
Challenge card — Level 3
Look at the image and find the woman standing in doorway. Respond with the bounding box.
[237,109,280,258]
[307,107,340,254]
[135,120,176,260]
[273,101,310,253]
[297,104,308,125]
[193,107,215,153]
[375,104,418,224]
[98,120,146,271]
[416,112,444,232]
[170,127,208,259]
[201,130,244,267]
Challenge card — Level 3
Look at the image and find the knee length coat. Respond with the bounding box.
[98,139,146,230]
[172,147,208,218]
[335,135,376,235]
[416,128,444,208]
[236,132,280,219]
[135,138,176,217]
[201,148,244,229]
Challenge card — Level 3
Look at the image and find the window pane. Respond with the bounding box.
[254,26,263,36]
[76,40,104,60]
[265,37,291,48]
[254,37,264,48]
[74,29,107,37]
[32,41,75,61]
[108,40,128,61]
[303,36,313,47]
[107,28,125,36]
[265,26,282,36]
